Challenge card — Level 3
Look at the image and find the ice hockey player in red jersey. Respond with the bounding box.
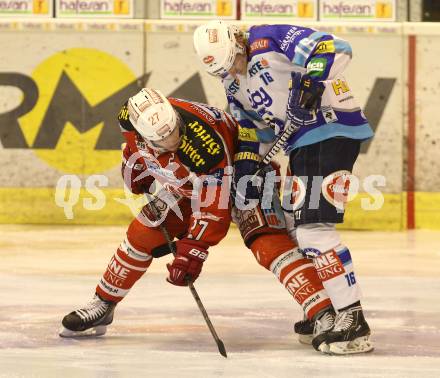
[60,89,235,337]
[59,88,333,345]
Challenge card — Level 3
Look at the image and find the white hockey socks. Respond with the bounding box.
[296,223,362,310]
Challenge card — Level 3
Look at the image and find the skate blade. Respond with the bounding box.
[317,342,331,354]
[328,336,374,355]
[59,325,107,338]
[298,334,313,345]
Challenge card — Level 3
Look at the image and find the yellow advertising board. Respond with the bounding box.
[319,0,396,21]
[241,0,317,20]
[0,0,52,17]
[160,0,237,19]
[55,0,133,18]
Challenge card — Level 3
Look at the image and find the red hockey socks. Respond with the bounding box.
[96,238,153,302]
[251,234,332,319]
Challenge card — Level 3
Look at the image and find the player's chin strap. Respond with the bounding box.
[145,193,228,358]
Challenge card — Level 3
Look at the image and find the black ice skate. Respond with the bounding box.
[324,305,374,355]
[294,315,314,345]
[311,307,336,353]
[59,294,116,338]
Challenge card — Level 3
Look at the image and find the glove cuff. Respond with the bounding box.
[234,151,262,163]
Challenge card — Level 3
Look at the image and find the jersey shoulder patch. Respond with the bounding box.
[175,106,225,174]
[248,25,295,56]
[249,24,315,61]
[248,25,277,56]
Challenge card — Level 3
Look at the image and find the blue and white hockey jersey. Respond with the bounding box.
[223,24,373,155]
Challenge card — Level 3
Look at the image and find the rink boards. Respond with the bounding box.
[0,20,439,229]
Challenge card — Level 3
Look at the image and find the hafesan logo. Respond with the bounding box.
[19,48,136,174]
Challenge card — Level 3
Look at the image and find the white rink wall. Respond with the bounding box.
[0,19,438,229]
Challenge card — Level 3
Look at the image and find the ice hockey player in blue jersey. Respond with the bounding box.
[194,20,374,355]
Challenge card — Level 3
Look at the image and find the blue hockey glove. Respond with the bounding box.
[286,72,325,125]
[232,150,261,205]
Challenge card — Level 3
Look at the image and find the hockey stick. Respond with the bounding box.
[260,119,300,166]
[247,118,301,188]
[146,194,228,358]
[259,72,309,166]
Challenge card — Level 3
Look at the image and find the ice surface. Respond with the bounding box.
[1,226,439,377]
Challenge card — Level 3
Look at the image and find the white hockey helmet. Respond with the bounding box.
[127,88,178,143]
[193,20,245,77]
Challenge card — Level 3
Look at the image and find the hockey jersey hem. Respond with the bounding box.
[285,122,373,152]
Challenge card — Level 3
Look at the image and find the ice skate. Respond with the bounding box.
[311,307,336,353]
[325,306,374,355]
[294,315,314,345]
[59,294,116,338]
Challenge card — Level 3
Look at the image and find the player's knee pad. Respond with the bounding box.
[295,223,341,254]
[249,233,297,270]
[119,237,154,268]
[96,237,153,302]
[127,216,175,255]
[296,223,361,309]
[232,204,287,248]
[232,163,288,248]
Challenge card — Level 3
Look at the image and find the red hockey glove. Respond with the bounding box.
[166,240,209,286]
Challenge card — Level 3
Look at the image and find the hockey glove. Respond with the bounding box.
[166,240,209,286]
[286,72,325,125]
[298,74,325,111]
[232,150,264,206]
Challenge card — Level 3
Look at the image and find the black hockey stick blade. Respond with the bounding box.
[188,282,228,358]
[217,338,228,358]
